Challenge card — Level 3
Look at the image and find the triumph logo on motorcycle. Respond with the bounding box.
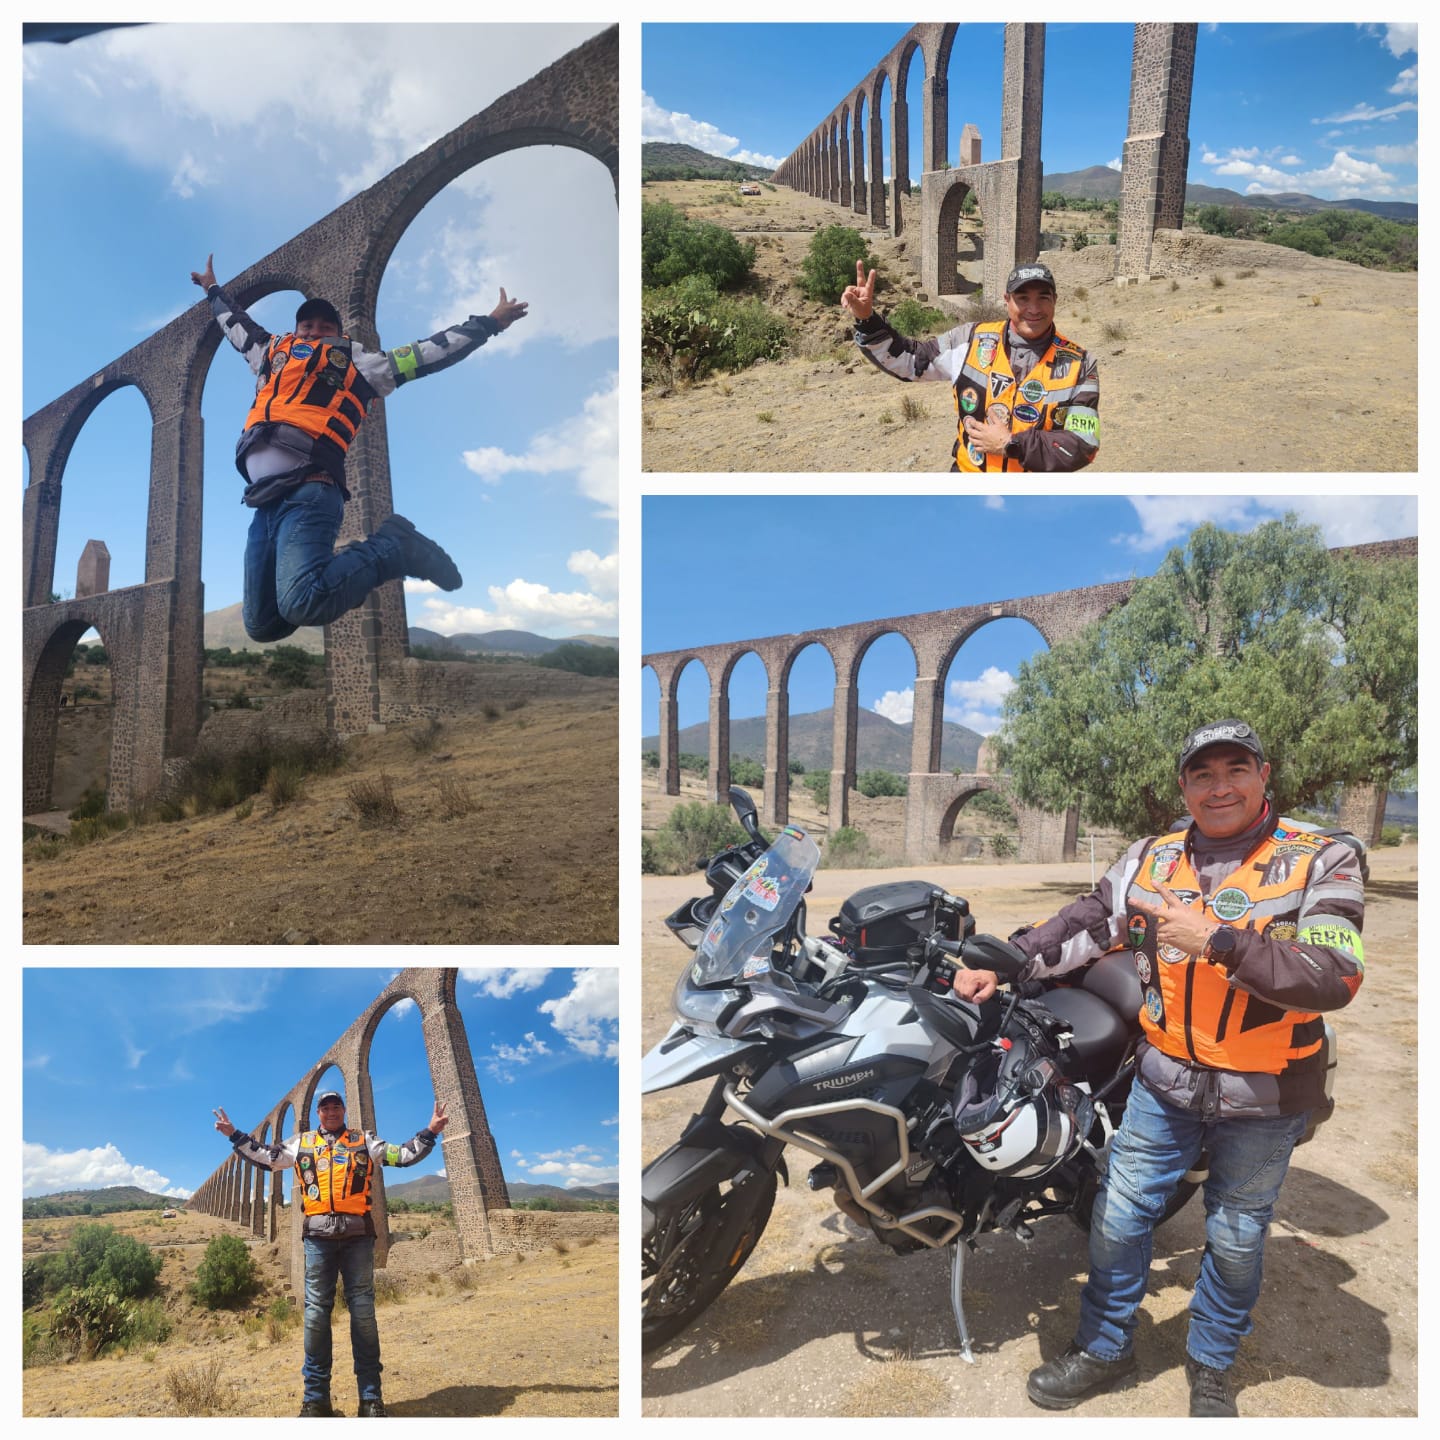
[641,791,1203,1360]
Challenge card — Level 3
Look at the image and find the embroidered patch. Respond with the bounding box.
[1133,952,1152,984]
[1145,988,1164,1023]
[1210,887,1254,922]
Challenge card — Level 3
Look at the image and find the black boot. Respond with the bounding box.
[1027,1342,1137,1409]
[1186,1356,1238,1417]
[298,1397,335,1417]
[375,513,462,591]
[357,1397,387,1417]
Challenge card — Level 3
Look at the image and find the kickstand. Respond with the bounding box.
[949,1240,976,1364]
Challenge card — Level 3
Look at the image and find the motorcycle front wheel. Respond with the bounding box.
[641,1169,777,1352]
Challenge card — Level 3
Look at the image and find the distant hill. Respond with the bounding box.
[205,602,323,654]
[408,629,618,656]
[386,1174,618,1207]
[642,141,773,182]
[24,1185,177,1217]
[642,705,985,775]
[1041,164,1416,222]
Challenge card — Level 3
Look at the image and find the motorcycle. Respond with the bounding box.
[641,788,1206,1360]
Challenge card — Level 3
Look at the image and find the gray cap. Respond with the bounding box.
[316,1090,345,1107]
[1005,263,1056,295]
[1177,719,1265,774]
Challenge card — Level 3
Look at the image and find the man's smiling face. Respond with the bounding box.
[1178,743,1271,840]
[1005,282,1056,342]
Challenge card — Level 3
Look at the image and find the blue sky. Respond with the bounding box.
[22,967,619,1200]
[643,22,1418,204]
[23,23,618,639]
[641,495,1419,738]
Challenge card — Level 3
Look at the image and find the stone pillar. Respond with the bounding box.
[890,88,910,235]
[909,671,944,777]
[251,1165,266,1238]
[1116,23,1198,282]
[76,541,111,598]
[959,124,981,167]
[852,107,866,215]
[22,477,62,609]
[1001,23,1045,271]
[839,116,852,207]
[829,678,859,827]
[659,689,680,796]
[1337,779,1389,848]
[762,683,789,827]
[870,103,887,228]
[707,685,730,803]
[922,61,948,172]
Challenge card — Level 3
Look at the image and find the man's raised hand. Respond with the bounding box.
[489,289,529,332]
[841,259,877,322]
[190,254,217,292]
[429,1100,450,1134]
[213,1107,236,1137]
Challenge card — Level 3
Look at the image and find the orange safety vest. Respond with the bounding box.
[1124,825,1335,1075]
[952,321,1092,473]
[296,1129,374,1217]
[243,334,372,454]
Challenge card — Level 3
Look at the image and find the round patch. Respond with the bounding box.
[1050,405,1068,428]
[1211,887,1254,922]
[306,1184,320,1200]
[960,388,979,414]
[1020,379,1046,404]
[328,350,348,368]
[1126,914,1148,948]
[967,443,985,466]
[1267,922,1298,941]
[1159,942,1188,965]
[977,336,999,366]
[271,352,287,371]
[292,342,314,358]
[989,404,1010,426]
[1133,952,1152,984]
[1013,403,1041,424]
[1145,989,1164,1023]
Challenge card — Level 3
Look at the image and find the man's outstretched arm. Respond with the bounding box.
[367,1100,450,1167]
[191,253,272,376]
[355,291,530,399]
[214,1106,299,1170]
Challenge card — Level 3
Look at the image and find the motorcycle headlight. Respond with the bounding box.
[673,973,743,1032]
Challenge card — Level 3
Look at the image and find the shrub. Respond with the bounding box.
[50,1284,137,1359]
[267,644,324,690]
[1071,230,1090,251]
[348,774,402,828]
[990,833,1016,859]
[803,770,831,811]
[641,201,756,289]
[798,226,875,304]
[678,752,709,778]
[225,689,253,709]
[1101,320,1128,341]
[180,733,343,818]
[406,716,445,753]
[641,274,790,384]
[166,1357,236,1417]
[643,801,749,876]
[437,775,478,819]
[888,298,948,337]
[265,763,304,808]
[535,643,619,677]
[729,755,764,787]
[91,1233,162,1299]
[191,1234,259,1310]
[69,786,107,821]
[900,394,927,423]
[857,769,907,798]
[821,826,873,868]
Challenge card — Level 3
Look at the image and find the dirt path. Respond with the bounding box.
[640,844,1418,1417]
[641,181,1417,473]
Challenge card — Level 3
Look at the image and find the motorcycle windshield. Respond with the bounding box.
[690,826,820,986]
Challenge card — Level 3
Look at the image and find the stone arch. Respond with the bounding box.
[34,374,159,494]
[714,647,769,804]
[778,638,839,822]
[938,775,1016,846]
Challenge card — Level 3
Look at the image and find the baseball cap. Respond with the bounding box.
[316,1090,345,1107]
[1005,263,1056,295]
[296,297,343,331]
[1177,720,1265,774]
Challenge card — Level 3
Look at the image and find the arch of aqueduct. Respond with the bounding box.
[187,969,515,1280]
[642,540,1416,864]
[21,28,617,815]
[773,22,1197,300]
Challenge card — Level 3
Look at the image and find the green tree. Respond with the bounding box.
[995,519,1417,834]
[803,770,831,811]
[641,201,756,289]
[536,643,619,677]
[92,1233,162,1299]
[267,644,321,689]
[729,755,764,787]
[798,226,875,304]
[856,769,907,798]
[191,1234,259,1309]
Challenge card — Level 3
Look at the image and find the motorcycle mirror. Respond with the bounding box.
[960,933,1029,983]
[729,786,763,842]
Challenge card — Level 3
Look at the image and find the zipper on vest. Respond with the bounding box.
[1182,961,1200,1063]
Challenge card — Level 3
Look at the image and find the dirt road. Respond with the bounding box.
[640,181,1417,473]
[640,844,1418,1417]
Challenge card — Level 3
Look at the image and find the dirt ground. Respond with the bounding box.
[639,842,1418,1417]
[23,1208,618,1418]
[22,691,617,945]
[640,181,1418,473]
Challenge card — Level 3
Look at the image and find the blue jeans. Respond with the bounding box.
[1078,1078,1309,1371]
[242,481,404,642]
[302,1235,382,1403]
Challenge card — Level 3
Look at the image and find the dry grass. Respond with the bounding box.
[165,1357,236,1417]
[347,773,401,828]
[899,394,927,423]
[836,1353,952,1417]
[436,775,478,819]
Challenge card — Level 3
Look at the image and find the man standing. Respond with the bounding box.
[842,260,1099,473]
[958,720,1365,1415]
[190,253,528,643]
[213,1089,449,1417]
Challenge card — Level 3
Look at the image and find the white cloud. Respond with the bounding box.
[983,496,1005,511]
[1363,23,1417,59]
[1291,150,1403,199]
[169,151,212,199]
[641,91,780,171]
[539,968,618,1059]
[390,997,415,1019]
[485,1030,553,1081]
[462,377,618,517]
[601,1114,618,1127]
[871,689,914,725]
[404,578,440,595]
[1389,65,1418,96]
[1365,142,1419,165]
[421,569,618,638]
[1106,156,1122,171]
[1123,497,1418,552]
[24,1141,192,1200]
[123,1039,148,1070]
[462,967,550,999]
[1314,100,1417,125]
[945,667,1016,735]
[521,1158,618,1188]
[24,1054,50,1069]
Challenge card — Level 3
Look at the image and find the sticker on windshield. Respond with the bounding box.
[743,872,782,910]
[741,955,771,978]
[781,825,807,841]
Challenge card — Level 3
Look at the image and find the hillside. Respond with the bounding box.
[24,1187,176,1217]
[205,603,322,654]
[642,705,984,775]
[642,141,773,181]
[409,628,618,656]
[388,1174,618,1207]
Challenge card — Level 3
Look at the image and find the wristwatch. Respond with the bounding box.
[1203,925,1239,967]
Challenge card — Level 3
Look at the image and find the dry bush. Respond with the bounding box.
[1210,272,1226,288]
[373,1272,405,1306]
[451,1267,478,1292]
[348,774,401,828]
[1102,319,1128,341]
[437,776,478,820]
[406,717,445,754]
[899,394,927,423]
[165,1357,236,1417]
[552,1239,571,1256]
[265,763,303,808]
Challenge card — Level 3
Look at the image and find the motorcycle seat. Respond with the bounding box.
[1039,985,1133,1077]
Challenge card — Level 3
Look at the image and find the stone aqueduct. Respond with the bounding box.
[773,22,1197,300]
[21,28,617,815]
[187,969,511,1281]
[642,540,1417,864]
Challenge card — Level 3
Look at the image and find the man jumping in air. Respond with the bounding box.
[191,254,528,642]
